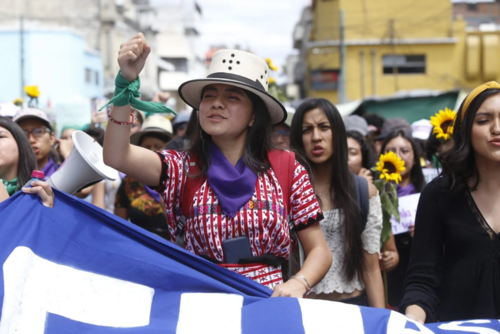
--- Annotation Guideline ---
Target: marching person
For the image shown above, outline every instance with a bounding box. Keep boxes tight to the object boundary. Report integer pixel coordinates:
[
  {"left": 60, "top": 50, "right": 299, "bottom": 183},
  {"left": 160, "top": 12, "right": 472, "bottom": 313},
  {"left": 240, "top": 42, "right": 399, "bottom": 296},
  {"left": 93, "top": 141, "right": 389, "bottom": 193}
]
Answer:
[
  {"left": 0, "top": 117, "right": 37, "bottom": 197},
  {"left": 102, "top": 33, "right": 331, "bottom": 297},
  {"left": 13, "top": 108, "right": 59, "bottom": 180},
  {"left": 380, "top": 129, "right": 426, "bottom": 309},
  {"left": 402, "top": 82, "right": 500, "bottom": 323},
  {"left": 271, "top": 111, "right": 294, "bottom": 150},
  {"left": 290, "top": 98, "right": 385, "bottom": 307},
  {"left": 114, "top": 115, "right": 173, "bottom": 240},
  {"left": 346, "top": 130, "right": 399, "bottom": 273}
]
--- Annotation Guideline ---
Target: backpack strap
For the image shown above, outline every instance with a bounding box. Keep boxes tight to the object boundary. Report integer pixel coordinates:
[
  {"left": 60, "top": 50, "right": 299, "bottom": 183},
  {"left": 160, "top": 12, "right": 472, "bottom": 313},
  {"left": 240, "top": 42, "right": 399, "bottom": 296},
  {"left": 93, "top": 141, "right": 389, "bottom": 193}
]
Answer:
[
  {"left": 177, "top": 153, "right": 205, "bottom": 248},
  {"left": 354, "top": 175, "right": 369, "bottom": 231},
  {"left": 268, "top": 150, "right": 295, "bottom": 216}
]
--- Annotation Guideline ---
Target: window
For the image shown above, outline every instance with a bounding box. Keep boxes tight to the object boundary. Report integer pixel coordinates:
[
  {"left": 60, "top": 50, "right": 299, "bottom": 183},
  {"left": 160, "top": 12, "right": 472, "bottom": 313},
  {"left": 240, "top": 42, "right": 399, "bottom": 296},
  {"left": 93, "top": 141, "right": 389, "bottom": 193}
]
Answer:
[
  {"left": 85, "top": 68, "right": 92, "bottom": 83},
  {"left": 467, "top": 3, "right": 478, "bottom": 11},
  {"left": 382, "top": 55, "right": 426, "bottom": 74},
  {"left": 162, "top": 57, "right": 188, "bottom": 72},
  {"left": 95, "top": 71, "right": 99, "bottom": 85}
]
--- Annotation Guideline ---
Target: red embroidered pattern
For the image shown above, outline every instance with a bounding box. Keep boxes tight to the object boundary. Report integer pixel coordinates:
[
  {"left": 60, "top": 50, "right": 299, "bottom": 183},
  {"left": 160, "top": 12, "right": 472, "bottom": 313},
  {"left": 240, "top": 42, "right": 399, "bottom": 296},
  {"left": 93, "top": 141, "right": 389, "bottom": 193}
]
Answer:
[{"left": 156, "top": 150, "right": 322, "bottom": 287}]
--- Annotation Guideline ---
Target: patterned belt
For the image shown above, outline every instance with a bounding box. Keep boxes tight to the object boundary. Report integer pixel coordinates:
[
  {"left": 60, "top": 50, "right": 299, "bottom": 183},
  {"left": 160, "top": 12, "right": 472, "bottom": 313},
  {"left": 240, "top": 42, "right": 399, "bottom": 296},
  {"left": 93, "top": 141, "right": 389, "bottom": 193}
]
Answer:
[{"left": 219, "top": 263, "right": 283, "bottom": 290}]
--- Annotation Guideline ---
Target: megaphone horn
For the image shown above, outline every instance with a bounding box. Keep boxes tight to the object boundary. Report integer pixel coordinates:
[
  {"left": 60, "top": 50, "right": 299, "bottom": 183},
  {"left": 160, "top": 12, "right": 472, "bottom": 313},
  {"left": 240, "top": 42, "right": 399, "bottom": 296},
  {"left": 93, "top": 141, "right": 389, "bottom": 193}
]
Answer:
[{"left": 47, "top": 131, "right": 117, "bottom": 194}]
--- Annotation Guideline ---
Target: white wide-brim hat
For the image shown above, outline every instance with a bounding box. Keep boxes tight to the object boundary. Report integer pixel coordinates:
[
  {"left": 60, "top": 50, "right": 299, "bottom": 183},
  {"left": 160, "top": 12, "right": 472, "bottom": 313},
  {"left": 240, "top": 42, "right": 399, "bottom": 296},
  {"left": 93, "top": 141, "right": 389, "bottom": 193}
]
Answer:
[
  {"left": 178, "top": 49, "right": 287, "bottom": 125},
  {"left": 130, "top": 115, "right": 174, "bottom": 146}
]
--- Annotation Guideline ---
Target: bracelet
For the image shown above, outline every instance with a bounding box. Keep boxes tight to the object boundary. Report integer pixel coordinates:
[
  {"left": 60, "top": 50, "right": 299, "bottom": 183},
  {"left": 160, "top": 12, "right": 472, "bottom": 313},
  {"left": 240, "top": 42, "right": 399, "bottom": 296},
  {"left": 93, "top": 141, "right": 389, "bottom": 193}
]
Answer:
[
  {"left": 107, "top": 108, "right": 135, "bottom": 126},
  {"left": 292, "top": 273, "right": 311, "bottom": 293}
]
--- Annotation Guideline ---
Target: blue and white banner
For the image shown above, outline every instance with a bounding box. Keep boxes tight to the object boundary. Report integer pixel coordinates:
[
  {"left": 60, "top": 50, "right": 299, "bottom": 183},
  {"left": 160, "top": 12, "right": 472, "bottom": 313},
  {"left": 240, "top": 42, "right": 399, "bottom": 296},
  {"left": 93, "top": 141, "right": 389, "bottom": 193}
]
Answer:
[{"left": 0, "top": 190, "right": 499, "bottom": 333}]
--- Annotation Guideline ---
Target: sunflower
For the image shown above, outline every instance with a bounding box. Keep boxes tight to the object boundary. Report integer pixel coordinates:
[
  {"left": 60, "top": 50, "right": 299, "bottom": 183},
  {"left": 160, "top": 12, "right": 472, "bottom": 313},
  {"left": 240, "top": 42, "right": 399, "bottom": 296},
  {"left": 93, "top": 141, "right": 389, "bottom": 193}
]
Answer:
[
  {"left": 25, "top": 86, "right": 40, "bottom": 98},
  {"left": 268, "top": 77, "right": 276, "bottom": 84},
  {"left": 12, "top": 97, "right": 23, "bottom": 106},
  {"left": 430, "top": 108, "right": 456, "bottom": 141},
  {"left": 265, "top": 58, "right": 279, "bottom": 71},
  {"left": 375, "top": 151, "right": 406, "bottom": 184}
]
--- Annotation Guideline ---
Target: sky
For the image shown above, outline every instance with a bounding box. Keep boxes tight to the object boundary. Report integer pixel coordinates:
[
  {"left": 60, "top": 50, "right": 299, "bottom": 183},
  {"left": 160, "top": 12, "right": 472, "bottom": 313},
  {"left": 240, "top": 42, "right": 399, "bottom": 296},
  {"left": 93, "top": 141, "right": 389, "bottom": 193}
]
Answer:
[
  {"left": 197, "top": 0, "right": 310, "bottom": 69},
  {"left": 152, "top": 0, "right": 311, "bottom": 79}
]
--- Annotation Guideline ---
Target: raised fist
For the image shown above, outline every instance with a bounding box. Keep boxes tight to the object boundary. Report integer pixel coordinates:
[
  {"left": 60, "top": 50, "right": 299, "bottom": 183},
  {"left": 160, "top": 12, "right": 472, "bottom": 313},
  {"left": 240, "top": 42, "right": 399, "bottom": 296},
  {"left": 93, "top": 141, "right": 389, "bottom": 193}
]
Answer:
[{"left": 117, "top": 33, "right": 151, "bottom": 82}]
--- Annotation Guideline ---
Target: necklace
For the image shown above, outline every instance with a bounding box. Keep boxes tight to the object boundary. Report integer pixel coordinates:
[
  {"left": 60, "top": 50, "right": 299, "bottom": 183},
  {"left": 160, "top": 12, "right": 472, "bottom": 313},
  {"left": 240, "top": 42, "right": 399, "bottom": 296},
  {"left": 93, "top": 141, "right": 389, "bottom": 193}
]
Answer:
[{"left": 315, "top": 186, "right": 330, "bottom": 196}]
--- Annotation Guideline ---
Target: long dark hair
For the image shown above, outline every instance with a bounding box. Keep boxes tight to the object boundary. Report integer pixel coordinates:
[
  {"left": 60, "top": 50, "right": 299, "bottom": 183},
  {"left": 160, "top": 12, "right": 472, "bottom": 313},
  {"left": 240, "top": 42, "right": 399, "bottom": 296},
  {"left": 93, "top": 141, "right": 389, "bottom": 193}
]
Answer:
[
  {"left": 380, "top": 130, "right": 426, "bottom": 192},
  {"left": 440, "top": 88, "right": 500, "bottom": 195},
  {"left": 347, "top": 131, "right": 376, "bottom": 171},
  {"left": 0, "top": 116, "right": 37, "bottom": 187},
  {"left": 188, "top": 88, "right": 273, "bottom": 174},
  {"left": 290, "top": 98, "right": 365, "bottom": 281}
]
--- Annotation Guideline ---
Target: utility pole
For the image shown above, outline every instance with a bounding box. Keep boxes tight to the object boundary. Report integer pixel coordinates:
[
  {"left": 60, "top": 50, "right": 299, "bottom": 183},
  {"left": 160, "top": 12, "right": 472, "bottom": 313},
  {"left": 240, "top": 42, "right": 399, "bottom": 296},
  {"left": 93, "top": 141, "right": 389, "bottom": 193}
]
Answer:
[
  {"left": 389, "top": 18, "right": 399, "bottom": 92},
  {"left": 339, "top": 10, "right": 346, "bottom": 104},
  {"left": 20, "top": 15, "right": 25, "bottom": 100}
]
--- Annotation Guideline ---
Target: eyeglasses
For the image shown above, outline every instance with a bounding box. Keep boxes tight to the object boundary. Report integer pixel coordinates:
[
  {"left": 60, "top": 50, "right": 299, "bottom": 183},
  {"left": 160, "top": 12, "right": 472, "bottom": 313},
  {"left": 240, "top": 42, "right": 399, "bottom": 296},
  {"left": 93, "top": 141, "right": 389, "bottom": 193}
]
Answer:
[
  {"left": 22, "top": 127, "right": 52, "bottom": 138},
  {"left": 272, "top": 129, "right": 290, "bottom": 139}
]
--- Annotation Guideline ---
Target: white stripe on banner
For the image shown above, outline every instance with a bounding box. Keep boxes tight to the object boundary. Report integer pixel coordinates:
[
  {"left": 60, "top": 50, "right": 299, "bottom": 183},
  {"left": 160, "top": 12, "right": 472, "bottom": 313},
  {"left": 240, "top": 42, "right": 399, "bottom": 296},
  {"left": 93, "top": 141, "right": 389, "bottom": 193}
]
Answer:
[
  {"left": 386, "top": 309, "right": 434, "bottom": 333},
  {"left": 439, "top": 320, "right": 500, "bottom": 333},
  {"left": 0, "top": 246, "right": 154, "bottom": 334},
  {"left": 176, "top": 293, "right": 244, "bottom": 334},
  {"left": 298, "top": 298, "right": 364, "bottom": 334}
]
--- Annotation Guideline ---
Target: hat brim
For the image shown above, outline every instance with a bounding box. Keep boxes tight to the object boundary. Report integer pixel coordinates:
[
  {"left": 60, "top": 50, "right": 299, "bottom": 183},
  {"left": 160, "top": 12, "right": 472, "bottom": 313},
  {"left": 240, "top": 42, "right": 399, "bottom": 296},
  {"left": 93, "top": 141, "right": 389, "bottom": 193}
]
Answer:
[
  {"left": 130, "top": 130, "right": 173, "bottom": 146},
  {"left": 14, "top": 115, "right": 52, "bottom": 130},
  {"left": 178, "top": 78, "right": 287, "bottom": 125}
]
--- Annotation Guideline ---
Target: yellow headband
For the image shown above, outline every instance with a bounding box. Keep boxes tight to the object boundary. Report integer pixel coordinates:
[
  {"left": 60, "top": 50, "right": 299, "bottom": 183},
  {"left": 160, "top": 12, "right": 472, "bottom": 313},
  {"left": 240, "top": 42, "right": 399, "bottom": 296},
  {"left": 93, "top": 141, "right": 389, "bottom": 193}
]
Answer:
[{"left": 461, "top": 81, "right": 500, "bottom": 122}]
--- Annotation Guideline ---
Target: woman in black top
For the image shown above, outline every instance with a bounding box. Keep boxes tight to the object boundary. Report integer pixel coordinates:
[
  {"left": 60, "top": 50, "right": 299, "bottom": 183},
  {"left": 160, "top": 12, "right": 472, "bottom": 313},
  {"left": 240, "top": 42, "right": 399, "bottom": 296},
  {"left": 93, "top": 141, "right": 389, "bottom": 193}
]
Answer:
[{"left": 401, "top": 82, "right": 500, "bottom": 323}]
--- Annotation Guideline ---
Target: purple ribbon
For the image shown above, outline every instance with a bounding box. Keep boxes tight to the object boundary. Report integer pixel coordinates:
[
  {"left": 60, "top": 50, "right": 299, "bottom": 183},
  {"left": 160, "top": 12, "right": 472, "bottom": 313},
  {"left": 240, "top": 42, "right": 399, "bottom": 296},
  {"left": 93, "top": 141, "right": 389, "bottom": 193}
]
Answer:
[{"left": 144, "top": 184, "right": 161, "bottom": 203}]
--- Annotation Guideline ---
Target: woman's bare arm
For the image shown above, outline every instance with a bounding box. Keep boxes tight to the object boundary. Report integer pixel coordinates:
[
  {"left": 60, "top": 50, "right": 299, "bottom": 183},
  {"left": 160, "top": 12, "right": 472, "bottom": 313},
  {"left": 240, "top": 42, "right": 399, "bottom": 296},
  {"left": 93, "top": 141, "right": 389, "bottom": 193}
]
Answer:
[
  {"left": 271, "top": 224, "right": 332, "bottom": 298},
  {"left": 102, "top": 33, "right": 162, "bottom": 186}
]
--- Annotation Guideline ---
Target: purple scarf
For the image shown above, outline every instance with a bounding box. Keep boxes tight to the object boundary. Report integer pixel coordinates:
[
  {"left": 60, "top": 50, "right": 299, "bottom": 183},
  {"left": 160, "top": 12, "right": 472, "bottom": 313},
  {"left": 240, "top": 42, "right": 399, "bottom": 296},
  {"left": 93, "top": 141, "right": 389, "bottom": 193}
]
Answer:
[
  {"left": 397, "top": 183, "right": 416, "bottom": 197},
  {"left": 41, "top": 158, "right": 58, "bottom": 181},
  {"left": 207, "top": 141, "right": 257, "bottom": 217}
]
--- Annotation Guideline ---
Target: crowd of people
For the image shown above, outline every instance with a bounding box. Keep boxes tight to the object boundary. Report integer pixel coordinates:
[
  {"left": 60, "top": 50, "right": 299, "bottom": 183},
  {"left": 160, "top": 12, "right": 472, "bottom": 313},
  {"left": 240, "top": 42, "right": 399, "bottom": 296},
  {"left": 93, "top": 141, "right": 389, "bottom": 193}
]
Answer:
[{"left": 1, "top": 32, "right": 500, "bottom": 324}]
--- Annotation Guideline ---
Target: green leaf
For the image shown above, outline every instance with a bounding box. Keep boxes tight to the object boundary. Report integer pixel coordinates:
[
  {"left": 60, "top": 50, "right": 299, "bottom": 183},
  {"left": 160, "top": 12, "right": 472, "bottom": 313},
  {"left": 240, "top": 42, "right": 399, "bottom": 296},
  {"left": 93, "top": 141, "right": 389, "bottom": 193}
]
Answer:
[{"left": 380, "top": 218, "right": 392, "bottom": 244}]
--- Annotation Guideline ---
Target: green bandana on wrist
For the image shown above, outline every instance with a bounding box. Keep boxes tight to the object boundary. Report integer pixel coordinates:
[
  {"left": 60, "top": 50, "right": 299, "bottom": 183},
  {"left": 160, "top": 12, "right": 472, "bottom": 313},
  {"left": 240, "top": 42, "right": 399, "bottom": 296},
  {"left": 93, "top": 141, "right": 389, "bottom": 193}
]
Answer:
[{"left": 100, "top": 71, "right": 177, "bottom": 115}]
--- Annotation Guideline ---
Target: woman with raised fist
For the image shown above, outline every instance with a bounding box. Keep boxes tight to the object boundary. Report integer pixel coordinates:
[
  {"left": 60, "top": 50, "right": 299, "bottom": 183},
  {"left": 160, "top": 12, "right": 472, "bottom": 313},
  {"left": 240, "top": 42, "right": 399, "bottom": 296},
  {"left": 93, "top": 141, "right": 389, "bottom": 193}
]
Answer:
[{"left": 102, "top": 33, "right": 332, "bottom": 297}]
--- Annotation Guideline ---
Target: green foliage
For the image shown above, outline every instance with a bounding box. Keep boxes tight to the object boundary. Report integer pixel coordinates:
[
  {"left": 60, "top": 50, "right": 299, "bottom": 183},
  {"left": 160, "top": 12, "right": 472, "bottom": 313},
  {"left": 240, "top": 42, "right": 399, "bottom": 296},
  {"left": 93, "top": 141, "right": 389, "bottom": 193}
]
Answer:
[{"left": 374, "top": 179, "right": 399, "bottom": 245}]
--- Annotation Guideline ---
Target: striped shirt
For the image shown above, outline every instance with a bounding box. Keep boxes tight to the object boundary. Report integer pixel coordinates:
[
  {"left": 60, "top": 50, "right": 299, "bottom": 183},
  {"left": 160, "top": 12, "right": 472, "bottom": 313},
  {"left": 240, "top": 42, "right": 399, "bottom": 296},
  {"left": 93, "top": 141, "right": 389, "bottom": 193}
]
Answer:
[{"left": 156, "top": 150, "right": 322, "bottom": 286}]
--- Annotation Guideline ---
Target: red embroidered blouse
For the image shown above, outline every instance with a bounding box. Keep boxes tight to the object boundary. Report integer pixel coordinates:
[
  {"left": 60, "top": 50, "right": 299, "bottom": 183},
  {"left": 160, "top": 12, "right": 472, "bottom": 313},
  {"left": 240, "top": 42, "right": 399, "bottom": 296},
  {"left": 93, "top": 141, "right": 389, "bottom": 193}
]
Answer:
[{"left": 155, "top": 150, "right": 323, "bottom": 287}]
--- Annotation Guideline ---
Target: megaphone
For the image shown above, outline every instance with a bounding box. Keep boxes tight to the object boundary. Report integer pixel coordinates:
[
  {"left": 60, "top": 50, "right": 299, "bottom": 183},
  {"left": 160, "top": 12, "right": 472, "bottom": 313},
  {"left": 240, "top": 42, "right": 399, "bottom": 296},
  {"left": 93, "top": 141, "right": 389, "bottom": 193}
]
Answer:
[{"left": 47, "top": 131, "right": 116, "bottom": 194}]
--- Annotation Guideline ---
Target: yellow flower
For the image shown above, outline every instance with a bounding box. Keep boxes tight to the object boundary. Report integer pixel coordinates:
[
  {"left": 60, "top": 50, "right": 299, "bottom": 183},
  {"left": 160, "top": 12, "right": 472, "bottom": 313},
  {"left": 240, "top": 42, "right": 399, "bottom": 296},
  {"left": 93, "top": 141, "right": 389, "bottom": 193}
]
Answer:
[
  {"left": 375, "top": 151, "right": 406, "bottom": 184},
  {"left": 25, "top": 86, "right": 40, "bottom": 98},
  {"left": 268, "top": 77, "right": 276, "bottom": 84},
  {"left": 265, "top": 58, "right": 279, "bottom": 71},
  {"left": 12, "top": 97, "right": 23, "bottom": 106},
  {"left": 430, "top": 108, "right": 456, "bottom": 141}
]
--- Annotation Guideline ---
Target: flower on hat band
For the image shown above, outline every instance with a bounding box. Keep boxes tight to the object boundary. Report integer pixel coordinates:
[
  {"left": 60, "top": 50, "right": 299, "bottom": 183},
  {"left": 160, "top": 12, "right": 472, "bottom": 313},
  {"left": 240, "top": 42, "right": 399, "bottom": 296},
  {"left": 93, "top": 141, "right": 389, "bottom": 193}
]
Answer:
[{"left": 430, "top": 108, "right": 456, "bottom": 142}]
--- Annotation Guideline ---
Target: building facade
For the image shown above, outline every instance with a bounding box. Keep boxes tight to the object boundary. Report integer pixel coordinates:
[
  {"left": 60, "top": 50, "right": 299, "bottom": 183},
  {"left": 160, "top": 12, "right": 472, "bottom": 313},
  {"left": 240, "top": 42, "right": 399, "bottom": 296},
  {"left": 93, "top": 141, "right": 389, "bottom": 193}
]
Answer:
[
  {"left": 153, "top": 0, "right": 205, "bottom": 112},
  {"left": 0, "top": 0, "right": 158, "bottom": 98},
  {"left": 0, "top": 28, "right": 103, "bottom": 108},
  {"left": 296, "top": 0, "right": 500, "bottom": 103},
  {"left": 453, "top": 0, "right": 500, "bottom": 27}
]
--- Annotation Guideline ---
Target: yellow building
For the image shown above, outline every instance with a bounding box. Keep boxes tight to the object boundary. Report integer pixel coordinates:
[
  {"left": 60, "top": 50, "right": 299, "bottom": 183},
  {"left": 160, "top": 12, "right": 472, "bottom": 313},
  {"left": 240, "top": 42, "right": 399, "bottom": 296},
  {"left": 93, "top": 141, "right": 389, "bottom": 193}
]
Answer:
[{"left": 305, "top": 0, "right": 500, "bottom": 103}]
